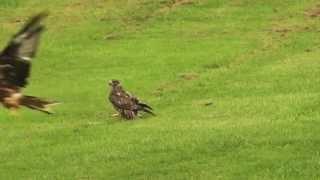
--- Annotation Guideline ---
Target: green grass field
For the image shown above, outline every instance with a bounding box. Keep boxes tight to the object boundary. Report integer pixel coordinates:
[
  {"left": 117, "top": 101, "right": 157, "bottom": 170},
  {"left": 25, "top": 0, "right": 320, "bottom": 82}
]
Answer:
[{"left": 1, "top": 0, "right": 320, "bottom": 179}]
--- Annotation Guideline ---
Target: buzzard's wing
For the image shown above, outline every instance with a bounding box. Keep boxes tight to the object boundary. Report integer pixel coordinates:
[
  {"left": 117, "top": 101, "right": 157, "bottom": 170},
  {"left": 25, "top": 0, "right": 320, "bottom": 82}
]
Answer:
[
  {"left": 110, "top": 91, "right": 136, "bottom": 111},
  {"left": 109, "top": 88, "right": 155, "bottom": 119},
  {"left": 0, "top": 12, "right": 48, "bottom": 87}
]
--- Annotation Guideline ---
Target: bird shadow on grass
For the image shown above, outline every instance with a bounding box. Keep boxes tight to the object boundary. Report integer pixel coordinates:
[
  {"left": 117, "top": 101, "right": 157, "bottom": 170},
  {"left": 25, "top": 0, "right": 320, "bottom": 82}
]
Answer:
[{"left": 104, "top": 112, "right": 156, "bottom": 123}]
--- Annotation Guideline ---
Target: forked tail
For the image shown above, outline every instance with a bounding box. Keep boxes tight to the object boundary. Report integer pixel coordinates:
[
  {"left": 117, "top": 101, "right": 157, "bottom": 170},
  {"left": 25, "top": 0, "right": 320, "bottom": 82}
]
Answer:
[{"left": 21, "top": 95, "right": 59, "bottom": 114}]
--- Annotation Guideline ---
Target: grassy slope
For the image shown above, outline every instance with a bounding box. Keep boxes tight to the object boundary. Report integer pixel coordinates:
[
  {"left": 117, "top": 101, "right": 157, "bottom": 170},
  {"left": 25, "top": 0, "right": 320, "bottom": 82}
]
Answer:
[{"left": 1, "top": 0, "right": 320, "bottom": 179}]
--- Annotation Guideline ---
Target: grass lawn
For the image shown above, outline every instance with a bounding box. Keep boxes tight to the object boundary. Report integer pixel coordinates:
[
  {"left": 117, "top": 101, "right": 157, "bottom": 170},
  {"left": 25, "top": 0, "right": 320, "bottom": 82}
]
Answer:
[{"left": 1, "top": 0, "right": 320, "bottom": 179}]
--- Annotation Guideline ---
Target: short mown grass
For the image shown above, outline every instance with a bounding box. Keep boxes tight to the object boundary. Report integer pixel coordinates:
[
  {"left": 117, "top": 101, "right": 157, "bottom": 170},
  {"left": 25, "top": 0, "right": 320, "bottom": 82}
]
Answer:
[{"left": 1, "top": 0, "right": 320, "bottom": 179}]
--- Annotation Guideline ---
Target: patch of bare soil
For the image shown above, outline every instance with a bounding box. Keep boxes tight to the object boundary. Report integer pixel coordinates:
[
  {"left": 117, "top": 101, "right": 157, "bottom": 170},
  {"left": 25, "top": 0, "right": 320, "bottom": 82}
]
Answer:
[
  {"left": 305, "top": 4, "right": 320, "bottom": 18},
  {"left": 158, "top": 0, "right": 196, "bottom": 13},
  {"left": 2, "top": 16, "right": 26, "bottom": 30},
  {"left": 269, "top": 23, "right": 317, "bottom": 39},
  {"left": 153, "top": 81, "right": 179, "bottom": 96},
  {"left": 102, "top": 0, "right": 198, "bottom": 40},
  {"left": 271, "top": 27, "right": 292, "bottom": 37},
  {"left": 172, "top": 0, "right": 196, "bottom": 7},
  {"left": 104, "top": 32, "right": 121, "bottom": 40},
  {"left": 179, "top": 73, "right": 199, "bottom": 80},
  {"left": 203, "top": 63, "right": 222, "bottom": 70}
]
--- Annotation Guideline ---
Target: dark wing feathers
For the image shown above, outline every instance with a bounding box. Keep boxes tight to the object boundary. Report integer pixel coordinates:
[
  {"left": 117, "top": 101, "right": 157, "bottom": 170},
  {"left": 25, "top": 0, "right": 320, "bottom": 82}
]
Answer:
[
  {"left": 109, "top": 91, "right": 137, "bottom": 119},
  {"left": 139, "top": 107, "right": 155, "bottom": 116},
  {"left": 137, "top": 102, "right": 153, "bottom": 110},
  {"left": 15, "top": 12, "right": 48, "bottom": 36},
  {"left": 0, "top": 12, "right": 47, "bottom": 87},
  {"left": 136, "top": 101, "right": 155, "bottom": 116},
  {"left": 2, "top": 12, "right": 47, "bottom": 59},
  {"left": 13, "top": 26, "right": 44, "bottom": 59},
  {"left": 110, "top": 90, "right": 136, "bottom": 111}
]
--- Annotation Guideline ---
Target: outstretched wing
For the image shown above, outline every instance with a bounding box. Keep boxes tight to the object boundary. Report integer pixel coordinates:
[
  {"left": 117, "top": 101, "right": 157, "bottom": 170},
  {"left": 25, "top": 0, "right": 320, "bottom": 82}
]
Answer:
[{"left": 0, "top": 12, "right": 48, "bottom": 87}]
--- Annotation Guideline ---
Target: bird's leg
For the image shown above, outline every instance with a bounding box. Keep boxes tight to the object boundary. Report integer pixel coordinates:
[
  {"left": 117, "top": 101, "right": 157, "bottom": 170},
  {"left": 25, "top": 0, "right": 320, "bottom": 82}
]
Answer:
[{"left": 111, "top": 113, "right": 119, "bottom": 117}]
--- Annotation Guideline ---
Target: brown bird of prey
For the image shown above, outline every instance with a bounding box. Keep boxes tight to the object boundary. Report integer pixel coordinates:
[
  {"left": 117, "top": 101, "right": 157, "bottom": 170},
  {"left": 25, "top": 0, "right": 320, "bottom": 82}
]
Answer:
[
  {"left": 0, "top": 12, "right": 58, "bottom": 114},
  {"left": 108, "top": 80, "right": 155, "bottom": 119}
]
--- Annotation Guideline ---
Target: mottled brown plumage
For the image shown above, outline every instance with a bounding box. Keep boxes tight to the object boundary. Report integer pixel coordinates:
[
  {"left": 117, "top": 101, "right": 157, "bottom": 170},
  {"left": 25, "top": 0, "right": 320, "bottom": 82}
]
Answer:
[
  {"left": 108, "top": 80, "right": 154, "bottom": 120},
  {"left": 0, "top": 12, "right": 58, "bottom": 114}
]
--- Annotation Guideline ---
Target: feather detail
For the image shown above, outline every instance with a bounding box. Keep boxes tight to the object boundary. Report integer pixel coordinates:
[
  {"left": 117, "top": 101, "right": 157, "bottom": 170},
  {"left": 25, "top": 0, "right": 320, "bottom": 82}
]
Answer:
[{"left": 108, "top": 80, "right": 155, "bottom": 120}]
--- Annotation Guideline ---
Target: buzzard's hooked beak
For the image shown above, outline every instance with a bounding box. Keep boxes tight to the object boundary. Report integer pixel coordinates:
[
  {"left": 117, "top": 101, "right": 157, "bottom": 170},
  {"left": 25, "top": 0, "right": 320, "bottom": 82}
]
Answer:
[{"left": 108, "top": 80, "right": 113, "bottom": 86}]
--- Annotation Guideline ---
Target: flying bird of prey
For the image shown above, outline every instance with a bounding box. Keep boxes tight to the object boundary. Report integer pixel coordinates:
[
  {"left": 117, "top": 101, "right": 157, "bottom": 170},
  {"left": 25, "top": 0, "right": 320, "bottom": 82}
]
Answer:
[
  {"left": 0, "top": 12, "right": 58, "bottom": 114},
  {"left": 108, "top": 80, "right": 155, "bottom": 120}
]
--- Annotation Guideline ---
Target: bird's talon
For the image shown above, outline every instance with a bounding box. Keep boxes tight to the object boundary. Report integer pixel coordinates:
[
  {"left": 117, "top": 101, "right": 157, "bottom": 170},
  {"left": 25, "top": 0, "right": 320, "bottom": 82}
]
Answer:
[{"left": 111, "top": 113, "right": 119, "bottom": 117}]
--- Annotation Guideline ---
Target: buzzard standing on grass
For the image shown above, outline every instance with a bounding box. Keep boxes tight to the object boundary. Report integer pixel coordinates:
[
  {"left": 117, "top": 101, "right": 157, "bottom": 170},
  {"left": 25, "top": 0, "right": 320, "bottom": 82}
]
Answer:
[
  {"left": 108, "top": 80, "right": 155, "bottom": 119},
  {"left": 0, "top": 12, "right": 58, "bottom": 114}
]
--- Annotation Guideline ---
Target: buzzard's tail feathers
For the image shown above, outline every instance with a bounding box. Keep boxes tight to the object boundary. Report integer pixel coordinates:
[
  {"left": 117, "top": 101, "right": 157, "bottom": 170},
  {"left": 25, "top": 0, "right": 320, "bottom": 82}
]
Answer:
[
  {"left": 141, "top": 108, "right": 156, "bottom": 116},
  {"left": 21, "top": 95, "right": 59, "bottom": 114},
  {"left": 138, "top": 102, "right": 153, "bottom": 110},
  {"left": 136, "top": 102, "right": 155, "bottom": 116}
]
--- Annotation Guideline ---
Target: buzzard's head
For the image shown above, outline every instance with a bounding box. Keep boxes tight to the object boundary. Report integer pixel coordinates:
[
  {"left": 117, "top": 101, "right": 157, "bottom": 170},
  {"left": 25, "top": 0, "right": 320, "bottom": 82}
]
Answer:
[{"left": 108, "top": 79, "right": 121, "bottom": 87}]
